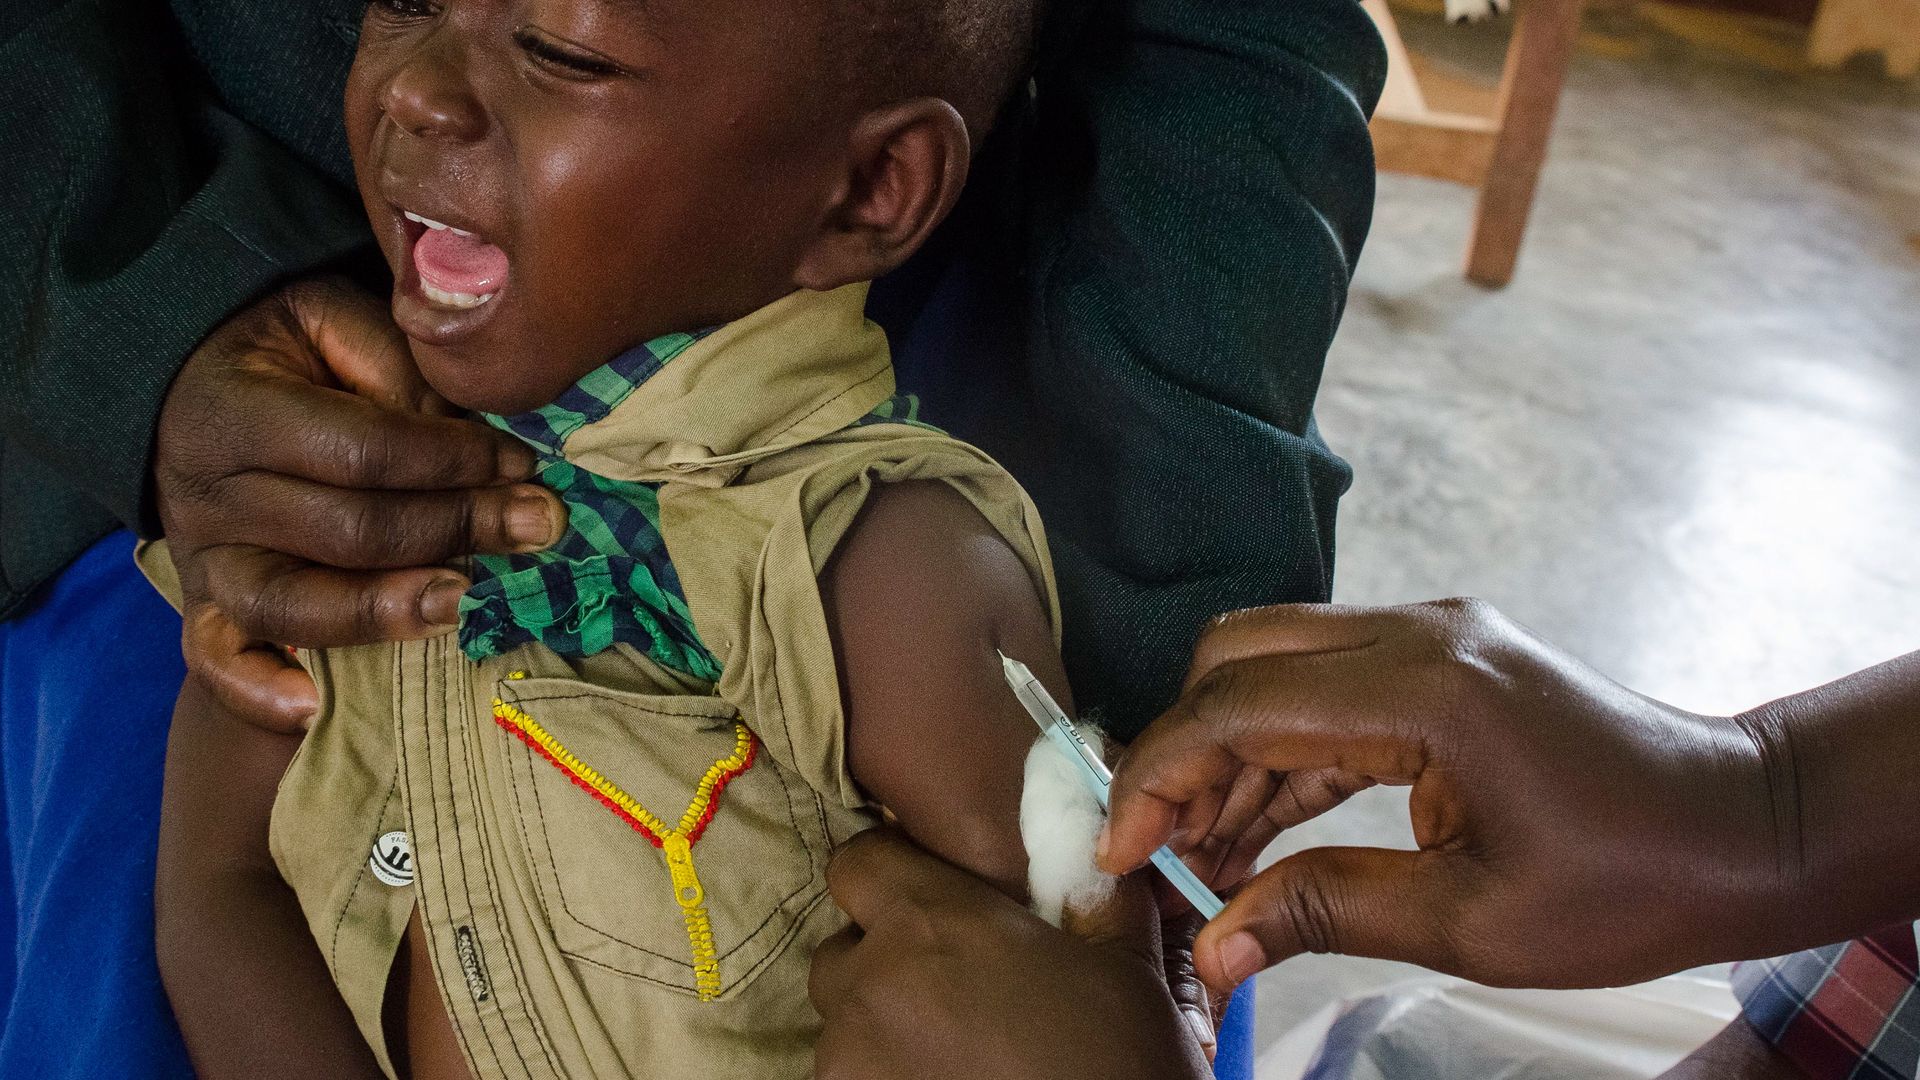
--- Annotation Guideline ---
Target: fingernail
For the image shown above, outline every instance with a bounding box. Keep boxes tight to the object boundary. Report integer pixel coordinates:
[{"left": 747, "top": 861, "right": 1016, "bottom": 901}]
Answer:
[
  {"left": 508, "top": 490, "right": 559, "bottom": 549},
  {"left": 1095, "top": 824, "right": 1111, "bottom": 863},
  {"left": 1216, "top": 931, "right": 1266, "bottom": 986},
  {"left": 420, "top": 576, "right": 469, "bottom": 628},
  {"left": 1181, "top": 1006, "right": 1217, "bottom": 1061},
  {"left": 496, "top": 441, "right": 537, "bottom": 481}
]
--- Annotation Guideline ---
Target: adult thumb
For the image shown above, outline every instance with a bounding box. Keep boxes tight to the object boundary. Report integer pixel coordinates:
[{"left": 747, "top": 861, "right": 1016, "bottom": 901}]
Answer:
[
  {"left": 280, "top": 277, "right": 452, "bottom": 416},
  {"left": 1190, "top": 846, "right": 1450, "bottom": 994}
]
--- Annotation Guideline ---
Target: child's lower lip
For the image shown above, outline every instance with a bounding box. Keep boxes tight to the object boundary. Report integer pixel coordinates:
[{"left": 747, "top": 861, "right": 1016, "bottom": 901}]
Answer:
[
  {"left": 391, "top": 217, "right": 511, "bottom": 345},
  {"left": 393, "top": 273, "right": 508, "bottom": 346}
]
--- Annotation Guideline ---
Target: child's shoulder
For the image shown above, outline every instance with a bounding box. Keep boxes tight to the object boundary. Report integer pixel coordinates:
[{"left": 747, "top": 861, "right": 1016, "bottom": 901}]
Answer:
[
  {"left": 659, "top": 405, "right": 1041, "bottom": 562},
  {"left": 656, "top": 404, "right": 1061, "bottom": 809}
]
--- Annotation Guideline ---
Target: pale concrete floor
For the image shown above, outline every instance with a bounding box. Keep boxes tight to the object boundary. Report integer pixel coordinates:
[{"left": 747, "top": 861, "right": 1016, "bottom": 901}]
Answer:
[{"left": 1252, "top": 3, "right": 1920, "bottom": 1068}]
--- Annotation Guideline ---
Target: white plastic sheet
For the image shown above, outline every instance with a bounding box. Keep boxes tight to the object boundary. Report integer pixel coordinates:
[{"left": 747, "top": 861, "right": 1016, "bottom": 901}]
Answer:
[{"left": 1258, "top": 974, "right": 1738, "bottom": 1080}]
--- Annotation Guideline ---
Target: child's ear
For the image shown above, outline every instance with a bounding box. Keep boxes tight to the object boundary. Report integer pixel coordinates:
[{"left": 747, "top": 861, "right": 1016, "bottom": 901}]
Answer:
[{"left": 793, "top": 99, "right": 971, "bottom": 291}]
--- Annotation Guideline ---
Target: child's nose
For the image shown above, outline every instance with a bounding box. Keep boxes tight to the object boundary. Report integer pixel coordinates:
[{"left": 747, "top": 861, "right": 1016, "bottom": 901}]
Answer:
[{"left": 381, "top": 38, "right": 486, "bottom": 143}]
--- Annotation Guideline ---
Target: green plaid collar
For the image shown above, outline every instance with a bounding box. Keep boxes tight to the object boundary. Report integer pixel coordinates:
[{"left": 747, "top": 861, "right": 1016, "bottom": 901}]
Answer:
[
  {"left": 482, "top": 330, "right": 708, "bottom": 457},
  {"left": 459, "top": 287, "right": 913, "bottom": 674},
  {"left": 462, "top": 329, "right": 718, "bottom": 673}
]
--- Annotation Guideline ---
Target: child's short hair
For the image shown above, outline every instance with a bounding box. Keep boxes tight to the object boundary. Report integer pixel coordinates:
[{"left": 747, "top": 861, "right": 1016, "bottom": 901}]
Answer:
[{"left": 825, "top": 0, "right": 1041, "bottom": 138}]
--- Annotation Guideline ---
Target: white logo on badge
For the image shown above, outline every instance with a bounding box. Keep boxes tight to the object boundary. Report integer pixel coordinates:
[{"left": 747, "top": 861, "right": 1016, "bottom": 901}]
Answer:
[{"left": 370, "top": 831, "right": 415, "bottom": 887}]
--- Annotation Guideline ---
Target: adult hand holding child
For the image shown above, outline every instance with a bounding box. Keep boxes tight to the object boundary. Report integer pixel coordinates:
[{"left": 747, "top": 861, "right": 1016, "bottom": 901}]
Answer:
[
  {"left": 153, "top": 276, "right": 565, "bottom": 729},
  {"left": 810, "top": 829, "right": 1214, "bottom": 1080}
]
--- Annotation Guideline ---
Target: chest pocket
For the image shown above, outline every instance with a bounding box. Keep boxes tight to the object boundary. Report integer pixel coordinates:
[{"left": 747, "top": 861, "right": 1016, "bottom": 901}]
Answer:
[{"left": 490, "top": 677, "right": 829, "bottom": 1000}]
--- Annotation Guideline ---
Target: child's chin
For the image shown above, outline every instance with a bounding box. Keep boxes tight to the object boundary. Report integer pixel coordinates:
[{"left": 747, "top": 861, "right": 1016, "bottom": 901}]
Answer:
[{"left": 406, "top": 341, "right": 570, "bottom": 418}]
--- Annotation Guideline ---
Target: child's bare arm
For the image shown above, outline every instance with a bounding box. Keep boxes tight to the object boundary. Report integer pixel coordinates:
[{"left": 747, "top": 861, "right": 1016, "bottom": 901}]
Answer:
[
  {"left": 822, "top": 481, "right": 1077, "bottom": 899},
  {"left": 156, "top": 677, "right": 385, "bottom": 1079}
]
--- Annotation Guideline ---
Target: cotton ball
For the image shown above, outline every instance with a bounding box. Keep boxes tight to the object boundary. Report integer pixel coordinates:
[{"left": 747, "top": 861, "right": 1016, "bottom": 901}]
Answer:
[
  {"left": 1020, "top": 725, "right": 1118, "bottom": 928},
  {"left": 1444, "top": 0, "right": 1508, "bottom": 23}
]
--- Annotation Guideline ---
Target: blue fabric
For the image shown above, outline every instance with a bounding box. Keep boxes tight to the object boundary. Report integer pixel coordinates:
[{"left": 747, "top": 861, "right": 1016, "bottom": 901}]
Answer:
[
  {"left": 0, "top": 530, "right": 191, "bottom": 1080},
  {"left": 1216, "top": 983, "right": 1256, "bottom": 1080},
  {"left": 1301, "top": 991, "right": 1395, "bottom": 1080}
]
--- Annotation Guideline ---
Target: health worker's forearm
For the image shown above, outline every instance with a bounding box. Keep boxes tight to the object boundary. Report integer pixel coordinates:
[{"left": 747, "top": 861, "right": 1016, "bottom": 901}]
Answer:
[{"left": 1742, "top": 650, "right": 1920, "bottom": 954}]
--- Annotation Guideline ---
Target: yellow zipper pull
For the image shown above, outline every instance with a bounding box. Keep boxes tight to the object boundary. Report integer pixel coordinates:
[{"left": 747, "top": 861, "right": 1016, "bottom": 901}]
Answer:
[
  {"left": 663, "top": 834, "right": 704, "bottom": 909},
  {"left": 663, "top": 834, "right": 722, "bottom": 1000}
]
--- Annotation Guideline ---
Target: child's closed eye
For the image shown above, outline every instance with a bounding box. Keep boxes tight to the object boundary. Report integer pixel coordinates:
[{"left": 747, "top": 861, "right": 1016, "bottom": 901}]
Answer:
[
  {"left": 510, "top": 29, "right": 629, "bottom": 80},
  {"left": 362, "top": 1, "right": 629, "bottom": 83}
]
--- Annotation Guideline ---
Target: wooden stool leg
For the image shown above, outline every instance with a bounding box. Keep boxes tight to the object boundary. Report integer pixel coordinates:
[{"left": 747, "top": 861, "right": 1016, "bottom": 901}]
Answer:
[{"left": 1465, "top": 0, "right": 1587, "bottom": 287}]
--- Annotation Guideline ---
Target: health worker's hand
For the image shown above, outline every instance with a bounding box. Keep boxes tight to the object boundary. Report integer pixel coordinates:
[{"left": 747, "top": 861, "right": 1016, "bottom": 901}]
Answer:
[
  {"left": 155, "top": 277, "right": 566, "bottom": 731},
  {"left": 1102, "top": 599, "right": 1791, "bottom": 996},
  {"left": 809, "top": 828, "right": 1212, "bottom": 1080}
]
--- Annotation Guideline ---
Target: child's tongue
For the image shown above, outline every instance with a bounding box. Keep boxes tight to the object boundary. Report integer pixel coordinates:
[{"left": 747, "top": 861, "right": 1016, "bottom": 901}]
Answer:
[{"left": 414, "top": 228, "right": 509, "bottom": 297}]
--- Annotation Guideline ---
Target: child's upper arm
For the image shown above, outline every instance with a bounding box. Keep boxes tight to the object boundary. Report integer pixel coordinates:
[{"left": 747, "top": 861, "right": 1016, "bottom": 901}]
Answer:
[
  {"left": 820, "top": 480, "right": 1073, "bottom": 898},
  {"left": 158, "top": 678, "right": 386, "bottom": 1079}
]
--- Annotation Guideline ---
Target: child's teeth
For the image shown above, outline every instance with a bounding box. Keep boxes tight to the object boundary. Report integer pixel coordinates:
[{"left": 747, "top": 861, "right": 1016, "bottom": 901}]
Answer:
[
  {"left": 404, "top": 211, "right": 450, "bottom": 231},
  {"left": 420, "top": 282, "right": 495, "bottom": 309}
]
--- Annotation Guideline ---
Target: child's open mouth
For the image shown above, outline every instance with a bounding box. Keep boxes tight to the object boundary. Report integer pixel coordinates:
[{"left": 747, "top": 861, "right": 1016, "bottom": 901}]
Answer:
[{"left": 405, "top": 210, "right": 510, "bottom": 310}]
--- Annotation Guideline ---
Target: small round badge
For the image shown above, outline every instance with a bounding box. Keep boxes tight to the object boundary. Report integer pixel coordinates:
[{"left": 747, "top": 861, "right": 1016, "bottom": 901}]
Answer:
[{"left": 369, "top": 830, "right": 415, "bottom": 887}]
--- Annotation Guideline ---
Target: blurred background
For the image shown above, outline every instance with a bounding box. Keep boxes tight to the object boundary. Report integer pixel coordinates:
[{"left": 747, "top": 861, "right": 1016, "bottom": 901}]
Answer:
[{"left": 1255, "top": 0, "right": 1918, "bottom": 1072}]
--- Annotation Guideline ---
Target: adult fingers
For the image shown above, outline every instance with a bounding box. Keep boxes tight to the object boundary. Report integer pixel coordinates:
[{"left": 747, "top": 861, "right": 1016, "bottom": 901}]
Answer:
[
  {"left": 1266, "top": 768, "right": 1378, "bottom": 834},
  {"left": 1190, "top": 846, "right": 1452, "bottom": 995},
  {"left": 1177, "top": 768, "right": 1277, "bottom": 889},
  {"left": 180, "top": 604, "right": 318, "bottom": 733},
  {"left": 1205, "top": 768, "right": 1379, "bottom": 891},
  {"left": 1102, "top": 655, "right": 1428, "bottom": 874},
  {"left": 1182, "top": 604, "right": 1386, "bottom": 691},
  {"left": 1212, "top": 769, "right": 1285, "bottom": 846},
  {"left": 195, "top": 472, "right": 565, "bottom": 568},
  {"left": 238, "top": 377, "right": 537, "bottom": 491},
  {"left": 200, "top": 545, "right": 473, "bottom": 648},
  {"left": 277, "top": 277, "right": 448, "bottom": 414},
  {"left": 825, "top": 828, "right": 1011, "bottom": 933},
  {"left": 1183, "top": 768, "right": 1282, "bottom": 868},
  {"left": 810, "top": 1020, "right": 871, "bottom": 1080},
  {"left": 807, "top": 926, "right": 862, "bottom": 1018},
  {"left": 1167, "top": 783, "right": 1228, "bottom": 857}
]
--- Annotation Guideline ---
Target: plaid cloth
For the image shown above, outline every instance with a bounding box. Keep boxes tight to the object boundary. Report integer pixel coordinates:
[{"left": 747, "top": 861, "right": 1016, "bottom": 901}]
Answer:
[
  {"left": 461, "top": 331, "right": 720, "bottom": 678},
  {"left": 459, "top": 328, "right": 932, "bottom": 679},
  {"left": 854, "top": 392, "right": 940, "bottom": 433},
  {"left": 486, "top": 330, "right": 705, "bottom": 455},
  {"left": 1735, "top": 923, "right": 1920, "bottom": 1080}
]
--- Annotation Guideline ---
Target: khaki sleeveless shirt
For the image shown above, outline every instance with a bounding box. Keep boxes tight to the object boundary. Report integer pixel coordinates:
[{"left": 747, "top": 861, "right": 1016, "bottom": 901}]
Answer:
[{"left": 143, "top": 284, "right": 1060, "bottom": 1078}]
